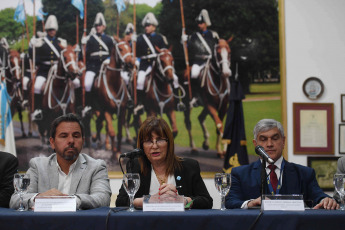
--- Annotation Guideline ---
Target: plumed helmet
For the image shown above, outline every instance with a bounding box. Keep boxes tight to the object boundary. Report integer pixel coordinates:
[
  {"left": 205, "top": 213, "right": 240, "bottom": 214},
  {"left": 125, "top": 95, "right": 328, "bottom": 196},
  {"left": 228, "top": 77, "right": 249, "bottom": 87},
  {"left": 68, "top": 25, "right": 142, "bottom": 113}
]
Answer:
[
  {"left": 195, "top": 9, "right": 211, "bottom": 26},
  {"left": 141, "top": 12, "right": 158, "bottom": 27},
  {"left": 94, "top": 12, "right": 106, "bottom": 27},
  {"left": 125, "top": 23, "right": 134, "bottom": 35},
  {"left": 45, "top": 15, "right": 58, "bottom": 31}
]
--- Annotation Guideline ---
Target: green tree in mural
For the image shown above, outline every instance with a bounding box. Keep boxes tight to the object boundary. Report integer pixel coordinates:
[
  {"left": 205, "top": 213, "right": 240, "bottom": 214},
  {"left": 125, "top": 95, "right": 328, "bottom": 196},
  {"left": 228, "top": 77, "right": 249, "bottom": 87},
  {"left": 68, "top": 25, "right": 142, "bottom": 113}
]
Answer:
[
  {"left": 42, "top": 0, "right": 104, "bottom": 44},
  {"left": 159, "top": 0, "right": 279, "bottom": 93}
]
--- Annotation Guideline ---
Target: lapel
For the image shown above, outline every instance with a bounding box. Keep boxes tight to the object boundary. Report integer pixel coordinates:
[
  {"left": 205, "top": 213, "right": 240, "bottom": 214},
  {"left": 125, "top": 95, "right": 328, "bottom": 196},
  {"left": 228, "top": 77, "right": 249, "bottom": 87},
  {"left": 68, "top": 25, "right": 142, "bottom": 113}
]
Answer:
[
  {"left": 253, "top": 160, "right": 263, "bottom": 187},
  {"left": 280, "top": 160, "right": 298, "bottom": 194},
  {"left": 69, "top": 154, "right": 87, "bottom": 194},
  {"left": 174, "top": 165, "right": 183, "bottom": 193},
  {"left": 48, "top": 154, "right": 59, "bottom": 189},
  {"left": 141, "top": 164, "right": 152, "bottom": 195}
]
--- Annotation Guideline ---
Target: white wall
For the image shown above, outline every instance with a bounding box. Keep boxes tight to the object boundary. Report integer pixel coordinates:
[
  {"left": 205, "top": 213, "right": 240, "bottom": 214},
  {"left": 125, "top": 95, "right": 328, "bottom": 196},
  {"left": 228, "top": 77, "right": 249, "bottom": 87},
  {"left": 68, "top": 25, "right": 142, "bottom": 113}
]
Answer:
[{"left": 285, "top": 0, "right": 345, "bottom": 165}]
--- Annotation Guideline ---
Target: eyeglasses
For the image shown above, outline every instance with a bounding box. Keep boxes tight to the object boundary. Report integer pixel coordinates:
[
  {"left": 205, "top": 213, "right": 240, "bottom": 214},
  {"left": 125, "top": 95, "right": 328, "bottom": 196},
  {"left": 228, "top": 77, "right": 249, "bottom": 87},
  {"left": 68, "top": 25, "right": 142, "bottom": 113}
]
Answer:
[{"left": 143, "top": 138, "right": 168, "bottom": 147}]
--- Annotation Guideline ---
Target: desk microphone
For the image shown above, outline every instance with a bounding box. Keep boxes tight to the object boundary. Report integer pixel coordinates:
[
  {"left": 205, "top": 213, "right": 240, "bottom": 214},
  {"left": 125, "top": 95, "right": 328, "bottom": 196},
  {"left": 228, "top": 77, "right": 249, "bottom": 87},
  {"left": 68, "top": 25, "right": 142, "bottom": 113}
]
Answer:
[
  {"left": 119, "top": 148, "right": 144, "bottom": 158},
  {"left": 255, "top": 145, "right": 274, "bottom": 164}
]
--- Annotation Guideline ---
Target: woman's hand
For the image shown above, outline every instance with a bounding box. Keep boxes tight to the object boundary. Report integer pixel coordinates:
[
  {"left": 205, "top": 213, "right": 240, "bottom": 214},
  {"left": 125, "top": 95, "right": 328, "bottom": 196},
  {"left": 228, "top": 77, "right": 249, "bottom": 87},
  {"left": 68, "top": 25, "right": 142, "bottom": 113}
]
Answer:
[{"left": 158, "top": 183, "right": 178, "bottom": 196}]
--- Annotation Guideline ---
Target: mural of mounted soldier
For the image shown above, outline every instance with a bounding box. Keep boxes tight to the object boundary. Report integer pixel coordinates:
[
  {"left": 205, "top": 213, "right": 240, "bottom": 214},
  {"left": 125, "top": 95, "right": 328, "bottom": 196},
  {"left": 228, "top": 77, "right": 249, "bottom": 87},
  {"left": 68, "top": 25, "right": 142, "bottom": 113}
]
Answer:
[
  {"left": 81, "top": 12, "right": 114, "bottom": 148},
  {"left": 182, "top": 9, "right": 232, "bottom": 158},
  {"left": 29, "top": 15, "right": 80, "bottom": 145},
  {"left": 133, "top": 12, "right": 185, "bottom": 117}
]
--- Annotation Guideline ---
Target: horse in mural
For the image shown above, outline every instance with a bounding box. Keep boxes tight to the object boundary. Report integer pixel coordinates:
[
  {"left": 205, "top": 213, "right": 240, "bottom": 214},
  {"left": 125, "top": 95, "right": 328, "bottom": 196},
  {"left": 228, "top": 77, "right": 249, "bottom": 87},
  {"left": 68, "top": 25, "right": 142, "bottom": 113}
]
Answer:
[
  {"left": 35, "top": 44, "right": 80, "bottom": 144},
  {"left": 132, "top": 46, "right": 185, "bottom": 139},
  {"left": 183, "top": 38, "right": 232, "bottom": 158},
  {"left": 91, "top": 37, "right": 134, "bottom": 158}
]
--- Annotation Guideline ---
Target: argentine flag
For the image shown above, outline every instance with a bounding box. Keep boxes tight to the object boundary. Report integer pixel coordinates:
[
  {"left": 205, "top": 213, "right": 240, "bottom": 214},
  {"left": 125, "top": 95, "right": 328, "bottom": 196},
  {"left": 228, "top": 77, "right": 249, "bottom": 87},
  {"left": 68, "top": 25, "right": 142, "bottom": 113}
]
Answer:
[
  {"left": 0, "top": 82, "right": 17, "bottom": 157},
  {"left": 71, "top": 0, "right": 84, "bottom": 19}
]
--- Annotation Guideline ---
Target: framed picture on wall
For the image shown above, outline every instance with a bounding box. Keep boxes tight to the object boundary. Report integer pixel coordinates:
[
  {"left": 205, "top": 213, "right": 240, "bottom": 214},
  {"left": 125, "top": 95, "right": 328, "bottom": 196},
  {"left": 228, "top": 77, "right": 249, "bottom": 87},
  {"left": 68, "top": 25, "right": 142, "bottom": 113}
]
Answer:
[
  {"left": 341, "top": 94, "right": 345, "bottom": 122},
  {"left": 339, "top": 124, "right": 345, "bottom": 154},
  {"left": 293, "top": 103, "right": 334, "bottom": 155},
  {"left": 307, "top": 156, "right": 339, "bottom": 191}
]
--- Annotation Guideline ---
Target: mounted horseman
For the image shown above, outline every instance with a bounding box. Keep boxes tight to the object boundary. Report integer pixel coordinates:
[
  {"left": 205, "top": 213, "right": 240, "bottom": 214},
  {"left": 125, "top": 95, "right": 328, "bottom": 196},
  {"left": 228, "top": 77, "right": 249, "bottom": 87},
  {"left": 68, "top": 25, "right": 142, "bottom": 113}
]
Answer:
[
  {"left": 182, "top": 9, "right": 230, "bottom": 107},
  {"left": 82, "top": 12, "right": 114, "bottom": 116},
  {"left": 29, "top": 15, "right": 72, "bottom": 121},
  {"left": 182, "top": 9, "right": 232, "bottom": 157},
  {"left": 0, "top": 38, "right": 9, "bottom": 80},
  {"left": 134, "top": 12, "right": 185, "bottom": 115}
]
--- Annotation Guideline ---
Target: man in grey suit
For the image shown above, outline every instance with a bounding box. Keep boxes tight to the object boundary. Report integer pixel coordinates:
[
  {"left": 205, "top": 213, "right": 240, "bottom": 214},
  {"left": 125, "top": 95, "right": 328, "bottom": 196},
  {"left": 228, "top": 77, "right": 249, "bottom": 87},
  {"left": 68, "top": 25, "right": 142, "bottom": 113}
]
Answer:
[{"left": 10, "top": 113, "right": 112, "bottom": 210}]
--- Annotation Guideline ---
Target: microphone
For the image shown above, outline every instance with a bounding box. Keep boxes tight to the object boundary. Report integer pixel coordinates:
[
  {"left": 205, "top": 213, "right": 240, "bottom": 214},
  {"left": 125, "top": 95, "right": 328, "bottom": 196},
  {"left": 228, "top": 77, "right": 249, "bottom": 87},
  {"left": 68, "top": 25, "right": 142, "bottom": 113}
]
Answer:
[
  {"left": 255, "top": 145, "right": 274, "bottom": 164},
  {"left": 119, "top": 148, "right": 144, "bottom": 158}
]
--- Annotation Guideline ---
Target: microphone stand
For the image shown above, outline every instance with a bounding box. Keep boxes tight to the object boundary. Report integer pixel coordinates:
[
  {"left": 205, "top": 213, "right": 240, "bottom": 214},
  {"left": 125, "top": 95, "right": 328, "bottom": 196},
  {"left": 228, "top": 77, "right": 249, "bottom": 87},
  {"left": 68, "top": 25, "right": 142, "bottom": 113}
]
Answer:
[
  {"left": 118, "top": 156, "right": 135, "bottom": 174},
  {"left": 249, "top": 159, "right": 267, "bottom": 230},
  {"left": 127, "top": 156, "right": 135, "bottom": 174},
  {"left": 260, "top": 159, "right": 266, "bottom": 203}
]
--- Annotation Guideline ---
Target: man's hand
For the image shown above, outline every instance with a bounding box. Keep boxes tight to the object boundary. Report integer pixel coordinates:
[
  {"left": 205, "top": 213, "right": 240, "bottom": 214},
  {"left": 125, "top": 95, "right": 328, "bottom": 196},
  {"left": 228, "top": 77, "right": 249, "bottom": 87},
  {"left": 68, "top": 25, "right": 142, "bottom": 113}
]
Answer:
[
  {"left": 131, "top": 33, "right": 137, "bottom": 42},
  {"left": 181, "top": 34, "right": 188, "bottom": 42},
  {"left": 35, "top": 188, "right": 67, "bottom": 199},
  {"left": 248, "top": 197, "right": 261, "bottom": 208},
  {"left": 313, "top": 197, "right": 339, "bottom": 210},
  {"left": 81, "top": 36, "right": 88, "bottom": 45}
]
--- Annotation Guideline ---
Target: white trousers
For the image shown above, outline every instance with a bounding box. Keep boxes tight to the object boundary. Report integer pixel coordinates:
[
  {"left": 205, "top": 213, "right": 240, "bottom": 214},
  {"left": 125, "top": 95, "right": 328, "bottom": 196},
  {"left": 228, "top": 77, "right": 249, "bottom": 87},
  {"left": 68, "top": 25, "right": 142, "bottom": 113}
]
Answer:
[
  {"left": 23, "top": 76, "right": 30, "bottom": 90},
  {"left": 34, "top": 76, "right": 46, "bottom": 94},
  {"left": 137, "top": 67, "right": 179, "bottom": 90},
  {"left": 34, "top": 75, "right": 81, "bottom": 94},
  {"left": 191, "top": 64, "right": 204, "bottom": 79},
  {"left": 84, "top": 71, "right": 96, "bottom": 92}
]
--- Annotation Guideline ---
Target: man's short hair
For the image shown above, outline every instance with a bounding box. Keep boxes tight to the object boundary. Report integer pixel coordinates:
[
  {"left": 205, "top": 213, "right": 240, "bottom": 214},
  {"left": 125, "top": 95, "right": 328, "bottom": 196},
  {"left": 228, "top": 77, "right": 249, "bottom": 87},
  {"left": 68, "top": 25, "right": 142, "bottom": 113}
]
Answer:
[
  {"left": 253, "top": 119, "right": 284, "bottom": 140},
  {"left": 50, "top": 113, "right": 85, "bottom": 138}
]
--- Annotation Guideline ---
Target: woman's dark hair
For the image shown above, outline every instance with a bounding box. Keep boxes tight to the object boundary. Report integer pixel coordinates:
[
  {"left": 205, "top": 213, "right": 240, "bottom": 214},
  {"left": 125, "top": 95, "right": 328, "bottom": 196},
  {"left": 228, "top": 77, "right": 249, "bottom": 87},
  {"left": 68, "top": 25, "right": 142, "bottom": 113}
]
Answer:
[
  {"left": 137, "top": 116, "right": 181, "bottom": 176},
  {"left": 50, "top": 113, "right": 85, "bottom": 139}
]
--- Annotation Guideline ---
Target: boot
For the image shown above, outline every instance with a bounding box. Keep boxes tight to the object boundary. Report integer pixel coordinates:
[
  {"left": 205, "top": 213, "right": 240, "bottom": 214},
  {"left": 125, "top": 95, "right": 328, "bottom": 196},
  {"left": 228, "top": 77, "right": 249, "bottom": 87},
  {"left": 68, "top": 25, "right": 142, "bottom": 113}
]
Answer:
[
  {"left": 190, "top": 79, "right": 200, "bottom": 108},
  {"left": 74, "top": 87, "right": 83, "bottom": 115},
  {"left": 134, "top": 90, "right": 144, "bottom": 115},
  {"left": 31, "top": 94, "right": 43, "bottom": 121},
  {"left": 82, "top": 92, "right": 93, "bottom": 118}
]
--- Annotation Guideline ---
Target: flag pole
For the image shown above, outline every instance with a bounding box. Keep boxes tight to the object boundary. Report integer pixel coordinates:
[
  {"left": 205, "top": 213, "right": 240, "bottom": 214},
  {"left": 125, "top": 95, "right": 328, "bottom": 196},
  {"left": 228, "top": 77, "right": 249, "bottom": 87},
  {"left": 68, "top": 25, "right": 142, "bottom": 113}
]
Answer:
[
  {"left": 116, "top": 12, "right": 120, "bottom": 37},
  {"left": 179, "top": 0, "right": 192, "bottom": 99},
  {"left": 132, "top": 0, "right": 137, "bottom": 105},
  {"left": 82, "top": 0, "right": 87, "bottom": 107},
  {"left": 76, "top": 15, "right": 79, "bottom": 45},
  {"left": 30, "top": 0, "right": 37, "bottom": 113}
]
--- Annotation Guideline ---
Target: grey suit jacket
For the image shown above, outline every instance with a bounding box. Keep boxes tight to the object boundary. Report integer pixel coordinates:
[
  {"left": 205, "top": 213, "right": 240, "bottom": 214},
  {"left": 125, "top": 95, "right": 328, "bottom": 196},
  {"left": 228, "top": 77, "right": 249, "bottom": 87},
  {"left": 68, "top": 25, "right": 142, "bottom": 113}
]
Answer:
[
  {"left": 10, "top": 153, "right": 111, "bottom": 210},
  {"left": 334, "top": 156, "right": 345, "bottom": 202},
  {"left": 337, "top": 156, "right": 345, "bottom": 174}
]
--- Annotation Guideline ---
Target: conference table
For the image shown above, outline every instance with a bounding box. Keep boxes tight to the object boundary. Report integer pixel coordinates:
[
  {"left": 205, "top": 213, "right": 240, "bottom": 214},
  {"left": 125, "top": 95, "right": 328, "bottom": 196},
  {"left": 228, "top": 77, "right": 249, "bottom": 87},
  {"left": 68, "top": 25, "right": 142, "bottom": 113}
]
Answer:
[{"left": 1, "top": 207, "right": 344, "bottom": 230}]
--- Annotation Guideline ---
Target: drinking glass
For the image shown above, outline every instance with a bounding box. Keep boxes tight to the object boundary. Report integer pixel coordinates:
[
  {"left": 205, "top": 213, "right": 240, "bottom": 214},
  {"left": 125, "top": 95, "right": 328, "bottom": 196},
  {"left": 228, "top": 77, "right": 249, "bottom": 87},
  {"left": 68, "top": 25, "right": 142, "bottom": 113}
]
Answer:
[
  {"left": 214, "top": 173, "right": 231, "bottom": 211},
  {"left": 13, "top": 173, "right": 30, "bottom": 211},
  {"left": 123, "top": 173, "right": 140, "bottom": 212},
  {"left": 334, "top": 174, "right": 345, "bottom": 210}
]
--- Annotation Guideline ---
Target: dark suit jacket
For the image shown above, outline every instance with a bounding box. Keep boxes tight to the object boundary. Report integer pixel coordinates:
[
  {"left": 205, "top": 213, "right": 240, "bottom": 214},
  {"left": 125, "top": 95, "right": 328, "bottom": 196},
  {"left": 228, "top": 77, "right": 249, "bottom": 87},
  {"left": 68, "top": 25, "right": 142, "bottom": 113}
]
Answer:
[
  {"left": 116, "top": 158, "right": 213, "bottom": 209},
  {"left": 225, "top": 159, "right": 329, "bottom": 209},
  {"left": 0, "top": 151, "right": 18, "bottom": 208}
]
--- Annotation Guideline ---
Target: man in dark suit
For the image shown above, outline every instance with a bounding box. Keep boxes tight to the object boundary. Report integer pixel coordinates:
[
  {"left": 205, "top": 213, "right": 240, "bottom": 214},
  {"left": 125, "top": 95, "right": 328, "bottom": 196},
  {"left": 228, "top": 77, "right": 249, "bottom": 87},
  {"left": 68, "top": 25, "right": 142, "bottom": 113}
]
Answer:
[
  {"left": 0, "top": 151, "right": 18, "bottom": 208},
  {"left": 225, "top": 118, "right": 338, "bottom": 209}
]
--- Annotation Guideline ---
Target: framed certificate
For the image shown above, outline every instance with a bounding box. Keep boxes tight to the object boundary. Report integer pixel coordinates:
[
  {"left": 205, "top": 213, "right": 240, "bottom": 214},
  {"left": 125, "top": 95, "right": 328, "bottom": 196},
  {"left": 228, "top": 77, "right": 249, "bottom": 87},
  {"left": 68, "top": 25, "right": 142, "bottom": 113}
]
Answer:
[{"left": 293, "top": 103, "right": 334, "bottom": 155}]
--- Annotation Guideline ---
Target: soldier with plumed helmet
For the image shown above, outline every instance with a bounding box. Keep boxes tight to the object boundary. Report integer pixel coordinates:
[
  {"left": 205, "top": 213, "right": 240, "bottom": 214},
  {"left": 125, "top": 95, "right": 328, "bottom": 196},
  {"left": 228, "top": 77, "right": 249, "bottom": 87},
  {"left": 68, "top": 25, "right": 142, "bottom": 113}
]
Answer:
[
  {"left": 134, "top": 12, "right": 184, "bottom": 114},
  {"left": 82, "top": 12, "right": 114, "bottom": 114},
  {"left": 121, "top": 23, "right": 135, "bottom": 86},
  {"left": 182, "top": 9, "right": 220, "bottom": 107},
  {"left": 30, "top": 15, "right": 68, "bottom": 120}
]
